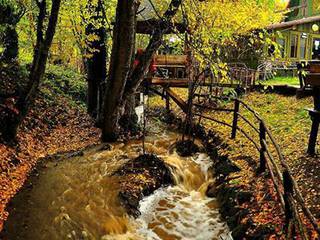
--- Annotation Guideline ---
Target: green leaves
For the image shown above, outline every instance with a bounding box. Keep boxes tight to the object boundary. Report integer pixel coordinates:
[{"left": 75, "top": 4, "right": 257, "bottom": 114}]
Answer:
[{"left": 16, "top": 0, "right": 117, "bottom": 64}]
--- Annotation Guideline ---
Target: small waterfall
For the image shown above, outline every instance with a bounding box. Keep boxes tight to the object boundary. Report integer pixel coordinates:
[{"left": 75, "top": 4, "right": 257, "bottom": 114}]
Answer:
[{"left": 131, "top": 152, "right": 231, "bottom": 240}]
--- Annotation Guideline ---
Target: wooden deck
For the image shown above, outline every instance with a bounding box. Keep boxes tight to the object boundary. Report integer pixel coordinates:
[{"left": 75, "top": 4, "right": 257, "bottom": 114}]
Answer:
[{"left": 148, "top": 77, "right": 246, "bottom": 88}]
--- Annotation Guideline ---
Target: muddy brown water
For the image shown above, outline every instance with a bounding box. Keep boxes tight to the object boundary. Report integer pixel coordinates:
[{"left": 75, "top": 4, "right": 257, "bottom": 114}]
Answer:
[{"left": 2, "top": 121, "right": 231, "bottom": 240}]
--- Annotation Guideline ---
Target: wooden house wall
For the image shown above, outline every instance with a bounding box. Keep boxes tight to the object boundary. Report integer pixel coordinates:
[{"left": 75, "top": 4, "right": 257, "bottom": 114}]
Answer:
[{"left": 274, "top": 0, "right": 320, "bottom": 62}]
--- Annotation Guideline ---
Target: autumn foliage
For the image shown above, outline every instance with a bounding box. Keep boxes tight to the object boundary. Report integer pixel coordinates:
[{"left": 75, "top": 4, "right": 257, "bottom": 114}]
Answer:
[{"left": 0, "top": 66, "right": 100, "bottom": 231}]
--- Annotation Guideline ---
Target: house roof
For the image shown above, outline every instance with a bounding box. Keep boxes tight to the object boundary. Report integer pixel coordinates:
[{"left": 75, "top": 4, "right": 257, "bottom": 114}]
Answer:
[
  {"left": 136, "top": 19, "right": 187, "bottom": 34},
  {"left": 268, "top": 15, "right": 320, "bottom": 30},
  {"left": 136, "top": 1, "right": 186, "bottom": 34},
  {"left": 138, "top": 0, "right": 158, "bottom": 20}
]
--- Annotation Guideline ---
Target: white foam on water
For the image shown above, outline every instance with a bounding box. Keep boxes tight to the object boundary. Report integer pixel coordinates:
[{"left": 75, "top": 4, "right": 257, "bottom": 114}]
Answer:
[
  {"left": 135, "top": 185, "right": 231, "bottom": 240},
  {"left": 132, "top": 153, "right": 233, "bottom": 240},
  {"left": 192, "top": 153, "right": 213, "bottom": 179}
]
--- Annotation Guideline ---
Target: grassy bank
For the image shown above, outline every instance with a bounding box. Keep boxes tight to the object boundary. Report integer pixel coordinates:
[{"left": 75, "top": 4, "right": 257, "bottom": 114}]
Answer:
[{"left": 258, "top": 76, "right": 300, "bottom": 86}]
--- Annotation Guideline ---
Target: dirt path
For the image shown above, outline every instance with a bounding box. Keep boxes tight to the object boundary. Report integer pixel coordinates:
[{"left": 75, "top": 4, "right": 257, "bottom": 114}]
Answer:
[{"left": 0, "top": 95, "right": 100, "bottom": 231}]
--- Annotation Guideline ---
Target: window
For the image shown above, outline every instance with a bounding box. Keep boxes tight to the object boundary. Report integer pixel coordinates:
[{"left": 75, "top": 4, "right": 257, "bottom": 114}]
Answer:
[
  {"left": 300, "top": 34, "right": 307, "bottom": 59},
  {"left": 290, "top": 34, "right": 298, "bottom": 58},
  {"left": 276, "top": 38, "right": 286, "bottom": 58},
  {"left": 312, "top": 38, "right": 320, "bottom": 60},
  {"left": 301, "top": 0, "right": 308, "bottom": 17}
]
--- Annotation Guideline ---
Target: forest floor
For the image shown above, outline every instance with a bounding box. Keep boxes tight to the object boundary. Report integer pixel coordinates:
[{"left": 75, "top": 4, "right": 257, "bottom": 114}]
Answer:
[
  {"left": 149, "top": 89, "right": 320, "bottom": 238},
  {"left": 0, "top": 64, "right": 100, "bottom": 231}
]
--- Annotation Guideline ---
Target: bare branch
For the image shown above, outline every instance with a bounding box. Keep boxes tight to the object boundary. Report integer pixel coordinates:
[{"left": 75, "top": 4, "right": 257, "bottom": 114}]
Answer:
[
  {"left": 35, "top": 0, "right": 46, "bottom": 43},
  {"left": 44, "top": 0, "right": 61, "bottom": 47}
]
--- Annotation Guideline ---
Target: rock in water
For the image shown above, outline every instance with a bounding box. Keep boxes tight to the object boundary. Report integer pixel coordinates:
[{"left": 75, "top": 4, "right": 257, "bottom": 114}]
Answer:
[
  {"left": 206, "top": 182, "right": 217, "bottom": 198},
  {"left": 113, "top": 154, "right": 174, "bottom": 217},
  {"left": 175, "top": 140, "right": 200, "bottom": 157}
]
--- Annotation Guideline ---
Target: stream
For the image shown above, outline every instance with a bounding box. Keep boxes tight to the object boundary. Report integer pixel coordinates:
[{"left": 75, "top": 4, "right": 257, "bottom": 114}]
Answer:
[{"left": 2, "top": 120, "right": 231, "bottom": 240}]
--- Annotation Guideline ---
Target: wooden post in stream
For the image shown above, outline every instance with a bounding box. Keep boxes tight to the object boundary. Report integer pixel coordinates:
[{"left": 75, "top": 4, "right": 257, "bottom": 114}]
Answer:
[
  {"left": 182, "top": 37, "right": 194, "bottom": 142},
  {"left": 166, "top": 90, "right": 170, "bottom": 113}
]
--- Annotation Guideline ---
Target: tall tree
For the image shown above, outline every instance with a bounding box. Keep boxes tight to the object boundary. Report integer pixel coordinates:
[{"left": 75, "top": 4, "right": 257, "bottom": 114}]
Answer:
[
  {"left": 85, "top": 0, "right": 107, "bottom": 118},
  {"left": 1, "top": 0, "right": 61, "bottom": 141},
  {"left": 101, "top": 0, "right": 182, "bottom": 142},
  {"left": 101, "top": 0, "right": 139, "bottom": 141},
  {"left": 182, "top": 0, "right": 283, "bottom": 75}
]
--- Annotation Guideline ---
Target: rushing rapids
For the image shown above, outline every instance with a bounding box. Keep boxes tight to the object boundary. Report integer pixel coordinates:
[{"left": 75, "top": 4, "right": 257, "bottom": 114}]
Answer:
[{"left": 2, "top": 121, "right": 231, "bottom": 240}]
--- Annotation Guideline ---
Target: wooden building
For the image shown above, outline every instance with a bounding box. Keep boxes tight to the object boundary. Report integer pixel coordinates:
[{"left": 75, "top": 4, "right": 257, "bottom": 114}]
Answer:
[{"left": 269, "top": 0, "right": 320, "bottom": 61}]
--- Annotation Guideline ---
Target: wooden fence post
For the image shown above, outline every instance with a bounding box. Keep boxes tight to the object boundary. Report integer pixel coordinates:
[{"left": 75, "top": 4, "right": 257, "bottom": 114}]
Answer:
[
  {"left": 231, "top": 99, "right": 240, "bottom": 139},
  {"left": 258, "top": 121, "right": 266, "bottom": 173},
  {"left": 283, "top": 170, "right": 295, "bottom": 236},
  {"left": 307, "top": 87, "right": 320, "bottom": 155},
  {"left": 166, "top": 91, "right": 170, "bottom": 112}
]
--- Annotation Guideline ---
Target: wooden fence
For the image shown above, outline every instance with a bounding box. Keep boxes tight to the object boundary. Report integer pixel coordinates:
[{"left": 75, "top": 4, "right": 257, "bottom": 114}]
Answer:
[
  {"left": 228, "top": 67, "right": 259, "bottom": 88},
  {"left": 195, "top": 96, "right": 320, "bottom": 239}
]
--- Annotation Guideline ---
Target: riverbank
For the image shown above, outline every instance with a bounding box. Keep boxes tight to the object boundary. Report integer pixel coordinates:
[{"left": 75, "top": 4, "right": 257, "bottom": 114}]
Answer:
[
  {"left": 149, "top": 90, "right": 320, "bottom": 239},
  {"left": 0, "top": 65, "right": 100, "bottom": 231},
  {"left": 152, "top": 108, "right": 285, "bottom": 238},
  {"left": 1, "top": 117, "right": 230, "bottom": 239}
]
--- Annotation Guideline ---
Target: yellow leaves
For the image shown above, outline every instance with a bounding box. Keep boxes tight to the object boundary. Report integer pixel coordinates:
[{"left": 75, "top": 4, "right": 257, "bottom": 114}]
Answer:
[
  {"left": 181, "top": 0, "right": 284, "bottom": 77},
  {"left": 86, "top": 33, "right": 100, "bottom": 42},
  {"left": 186, "top": 0, "right": 282, "bottom": 36},
  {"left": 275, "top": 0, "right": 290, "bottom": 10},
  {"left": 17, "top": 0, "right": 117, "bottom": 66}
]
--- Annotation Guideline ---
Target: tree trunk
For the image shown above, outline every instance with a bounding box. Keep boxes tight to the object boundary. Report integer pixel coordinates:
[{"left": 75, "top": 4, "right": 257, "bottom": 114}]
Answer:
[
  {"left": 2, "top": 0, "right": 61, "bottom": 141},
  {"left": 101, "top": 0, "right": 139, "bottom": 142},
  {"left": 119, "top": 0, "right": 183, "bottom": 125},
  {"left": 2, "top": 25, "right": 19, "bottom": 61},
  {"left": 86, "top": 0, "right": 107, "bottom": 118},
  {"left": 101, "top": 0, "right": 182, "bottom": 142}
]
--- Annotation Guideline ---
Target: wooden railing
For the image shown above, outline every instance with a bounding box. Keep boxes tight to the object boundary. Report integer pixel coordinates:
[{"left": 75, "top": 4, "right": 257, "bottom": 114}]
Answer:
[
  {"left": 228, "top": 67, "right": 258, "bottom": 88},
  {"left": 195, "top": 96, "right": 320, "bottom": 239}
]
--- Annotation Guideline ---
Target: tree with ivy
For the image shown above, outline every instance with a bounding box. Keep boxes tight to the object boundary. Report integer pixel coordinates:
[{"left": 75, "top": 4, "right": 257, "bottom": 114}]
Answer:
[{"left": 0, "top": 0, "right": 25, "bottom": 61}]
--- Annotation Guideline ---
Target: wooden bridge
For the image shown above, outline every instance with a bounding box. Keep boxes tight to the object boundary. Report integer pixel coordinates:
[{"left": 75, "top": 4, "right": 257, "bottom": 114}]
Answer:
[
  {"left": 148, "top": 77, "right": 247, "bottom": 88},
  {"left": 147, "top": 76, "right": 252, "bottom": 115},
  {"left": 149, "top": 85, "right": 188, "bottom": 113},
  {"left": 147, "top": 75, "right": 249, "bottom": 115}
]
